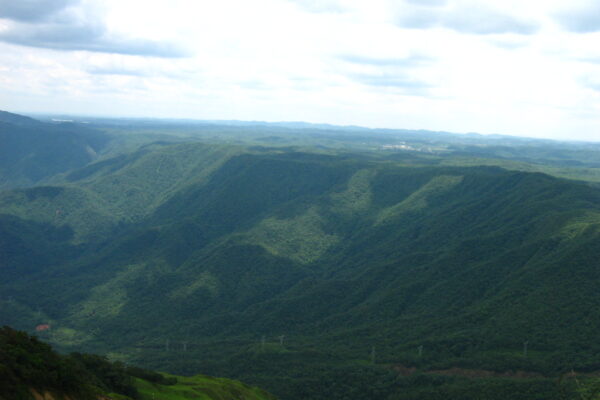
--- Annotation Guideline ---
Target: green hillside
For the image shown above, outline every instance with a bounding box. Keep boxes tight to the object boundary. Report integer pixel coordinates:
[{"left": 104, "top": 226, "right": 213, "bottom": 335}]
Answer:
[
  {"left": 134, "top": 374, "right": 275, "bottom": 400},
  {"left": 0, "top": 112, "right": 112, "bottom": 190},
  {"left": 0, "top": 326, "right": 275, "bottom": 400},
  {"left": 3, "top": 115, "right": 600, "bottom": 399}
]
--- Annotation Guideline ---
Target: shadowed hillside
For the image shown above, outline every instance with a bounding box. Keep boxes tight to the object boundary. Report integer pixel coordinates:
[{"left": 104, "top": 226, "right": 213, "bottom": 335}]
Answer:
[
  {"left": 2, "top": 120, "right": 600, "bottom": 399},
  {"left": 0, "top": 111, "right": 111, "bottom": 189}
]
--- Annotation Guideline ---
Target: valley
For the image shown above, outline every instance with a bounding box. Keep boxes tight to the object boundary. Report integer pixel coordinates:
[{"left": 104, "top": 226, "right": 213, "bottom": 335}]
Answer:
[{"left": 2, "top": 111, "right": 600, "bottom": 399}]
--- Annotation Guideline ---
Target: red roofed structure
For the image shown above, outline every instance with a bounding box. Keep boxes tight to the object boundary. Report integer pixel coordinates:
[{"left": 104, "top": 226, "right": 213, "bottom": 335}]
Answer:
[{"left": 35, "top": 324, "right": 51, "bottom": 332}]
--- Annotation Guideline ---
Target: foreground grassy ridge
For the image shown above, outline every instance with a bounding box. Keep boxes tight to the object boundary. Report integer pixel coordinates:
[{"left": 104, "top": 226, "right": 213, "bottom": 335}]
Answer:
[
  {"left": 0, "top": 326, "right": 276, "bottom": 400},
  {"left": 134, "top": 374, "right": 276, "bottom": 400}
]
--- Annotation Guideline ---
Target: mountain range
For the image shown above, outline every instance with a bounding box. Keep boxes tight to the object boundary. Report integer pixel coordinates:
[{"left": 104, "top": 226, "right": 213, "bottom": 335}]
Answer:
[{"left": 1, "top": 110, "right": 600, "bottom": 399}]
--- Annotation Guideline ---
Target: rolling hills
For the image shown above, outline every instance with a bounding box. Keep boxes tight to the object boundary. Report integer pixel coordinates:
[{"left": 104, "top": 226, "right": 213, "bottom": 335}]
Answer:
[{"left": 2, "top": 112, "right": 600, "bottom": 399}]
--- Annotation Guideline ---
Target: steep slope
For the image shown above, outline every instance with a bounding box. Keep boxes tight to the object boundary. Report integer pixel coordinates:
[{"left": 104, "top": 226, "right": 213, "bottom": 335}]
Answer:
[
  {"left": 0, "top": 142, "right": 241, "bottom": 243},
  {"left": 0, "top": 111, "right": 111, "bottom": 189},
  {"left": 0, "top": 326, "right": 276, "bottom": 400},
  {"left": 134, "top": 374, "right": 276, "bottom": 400},
  {"left": 2, "top": 144, "right": 600, "bottom": 399},
  {"left": 0, "top": 110, "right": 43, "bottom": 126},
  {"left": 0, "top": 325, "right": 116, "bottom": 400}
]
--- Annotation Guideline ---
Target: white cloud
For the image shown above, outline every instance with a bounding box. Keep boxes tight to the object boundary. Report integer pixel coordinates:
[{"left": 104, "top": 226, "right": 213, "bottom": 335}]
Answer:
[
  {"left": 0, "top": 0, "right": 77, "bottom": 22},
  {"left": 0, "top": 0, "right": 599, "bottom": 141},
  {"left": 0, "top": 0, "right": 186, "bottom": 57},
  {"left": 288, "top": 0, "right": 348, "bottom": 14},
  {"left": 553, "top": 0, "right": 600, "bottom": 33},
  {"left": 394, "top": 1, "right": 539, "bottom": 35}
]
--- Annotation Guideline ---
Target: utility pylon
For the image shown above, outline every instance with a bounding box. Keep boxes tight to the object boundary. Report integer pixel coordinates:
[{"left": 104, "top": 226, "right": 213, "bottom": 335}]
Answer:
[{"left": 370, "top": 346, "right": 376, "bottom": 364}]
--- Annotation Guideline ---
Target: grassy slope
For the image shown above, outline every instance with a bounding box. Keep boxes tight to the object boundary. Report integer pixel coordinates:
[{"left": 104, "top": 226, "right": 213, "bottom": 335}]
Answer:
[
  {"left": 0, "top": 326, "right": 276, "bottom": 400},
  {"left": 134, "top": 374, "right": 276, "bottom": 400}
]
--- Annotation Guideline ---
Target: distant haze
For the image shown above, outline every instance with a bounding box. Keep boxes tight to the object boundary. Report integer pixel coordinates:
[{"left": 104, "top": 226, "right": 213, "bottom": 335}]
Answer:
[{"left": 1, "top": 0, "right": 600, "bottom": 141}]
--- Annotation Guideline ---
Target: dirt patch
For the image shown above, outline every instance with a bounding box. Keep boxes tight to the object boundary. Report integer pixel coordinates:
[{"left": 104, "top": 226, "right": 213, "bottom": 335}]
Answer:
[
  {"left": 393, "top": 365, "right": 418, "bottom": 376},
  {"left": 30, "top": 388, "right": 109, "bottom": 400},
  {"left": 30, "top": 390, "right": 57, "bottom": 400},
  {"left": 29, "top": 390, "right": 78, "bottom": 400},
  {"left": 427, "top": 367, "right": 543, "bottom": 379},
  {"left": 392, "top": 365, "right": 544, "bottom": 379}
]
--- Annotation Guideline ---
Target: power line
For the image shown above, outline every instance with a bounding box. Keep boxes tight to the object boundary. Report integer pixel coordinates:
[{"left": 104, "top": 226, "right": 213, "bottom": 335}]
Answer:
[{"left": 371, "top": 346, "right": 376, "bottom": 364}]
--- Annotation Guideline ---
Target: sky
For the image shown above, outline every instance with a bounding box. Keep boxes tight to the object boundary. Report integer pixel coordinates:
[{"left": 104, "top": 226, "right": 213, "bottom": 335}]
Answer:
[{"left": 1, "top": 0, "right": 600, "bottom": 141}]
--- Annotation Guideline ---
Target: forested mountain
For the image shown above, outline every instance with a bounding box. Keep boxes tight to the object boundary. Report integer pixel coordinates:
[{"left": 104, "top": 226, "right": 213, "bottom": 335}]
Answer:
[
  {"left": 2, "top": 112, "right": 600, "bottom": 399},
  {"left": 0, "top": 111, "right": 111, "bottom": 189}
]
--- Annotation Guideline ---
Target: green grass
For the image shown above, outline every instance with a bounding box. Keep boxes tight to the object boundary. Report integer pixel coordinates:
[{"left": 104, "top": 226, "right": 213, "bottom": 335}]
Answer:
[{"left": 134, "top": 374, "right": 276, "bottom": 400}]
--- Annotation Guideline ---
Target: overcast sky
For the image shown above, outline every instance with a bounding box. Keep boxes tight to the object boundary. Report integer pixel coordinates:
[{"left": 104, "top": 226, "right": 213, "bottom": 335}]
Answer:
[{"left": 1, "top": 0, "right": 600, "bottom": 141}]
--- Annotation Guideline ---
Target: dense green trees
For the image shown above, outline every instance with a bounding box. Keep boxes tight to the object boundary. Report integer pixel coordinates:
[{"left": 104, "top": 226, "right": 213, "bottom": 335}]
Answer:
[
  {"left": 0, "top": 326, "right": 276, "bottom": 400},
  {"left": 4, "top": 111, "right": 600, "bottom": 399},
  {"left": 0, "top": 112, "right": 110, "bottom": 189},
  {"left": 0, "top": 326, "right": 95, "bottom": 399}
]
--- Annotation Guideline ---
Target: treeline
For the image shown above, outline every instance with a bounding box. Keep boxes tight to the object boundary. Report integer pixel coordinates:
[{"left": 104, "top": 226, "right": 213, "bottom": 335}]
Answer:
[{"left": 160, "top": 347, "right": 591, "bottom": 400}]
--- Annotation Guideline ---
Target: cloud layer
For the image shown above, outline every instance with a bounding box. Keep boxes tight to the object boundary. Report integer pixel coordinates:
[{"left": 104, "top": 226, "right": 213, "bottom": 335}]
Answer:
[
  {"left": 554, "top": 2, "right": 600, "bottom": 33},
  {"left": 0, "top": 0, "right": 77, "bottom": 22},
  {"left": 0, "top": 0, "right": 186, "bottom": 57},
  {"left": 1, "top": 0, "right": 600, "bottom": 142},
  {"left": 395, "top": 2, "right": 538, "bottom": 35},
  {"left": 338, "top": 54, "right": 433, "bottom": 94}
]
